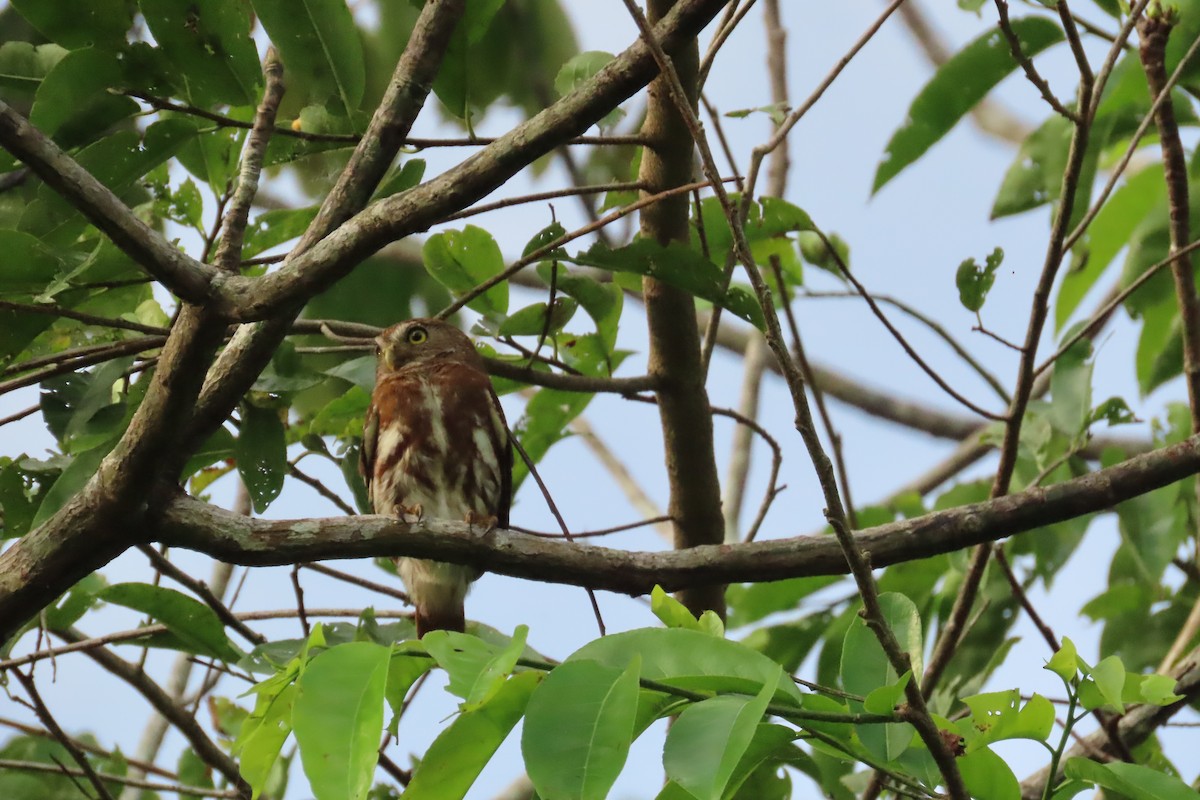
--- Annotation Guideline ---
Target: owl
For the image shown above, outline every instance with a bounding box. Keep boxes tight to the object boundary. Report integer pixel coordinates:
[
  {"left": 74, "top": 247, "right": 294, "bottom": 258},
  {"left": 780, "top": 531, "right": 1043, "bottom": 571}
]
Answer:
[{"left": 360, "top": 319, "right": 512, "bottom": 636}]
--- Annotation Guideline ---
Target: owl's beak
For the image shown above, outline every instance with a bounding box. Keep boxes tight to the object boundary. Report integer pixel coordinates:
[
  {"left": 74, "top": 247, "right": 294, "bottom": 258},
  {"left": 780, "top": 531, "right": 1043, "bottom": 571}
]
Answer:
[{"left": 375, "top": 336, "right": 392, "bottom": 369}]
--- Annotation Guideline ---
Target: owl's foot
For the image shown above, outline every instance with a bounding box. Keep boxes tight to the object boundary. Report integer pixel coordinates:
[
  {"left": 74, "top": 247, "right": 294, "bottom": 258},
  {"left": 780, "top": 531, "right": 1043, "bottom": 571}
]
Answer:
[
  {"left": 464, "top": 511, "right": 498, "bottom": 536},
  {"left": 398, "top": 503, "right": 424, "bottom": 524}
]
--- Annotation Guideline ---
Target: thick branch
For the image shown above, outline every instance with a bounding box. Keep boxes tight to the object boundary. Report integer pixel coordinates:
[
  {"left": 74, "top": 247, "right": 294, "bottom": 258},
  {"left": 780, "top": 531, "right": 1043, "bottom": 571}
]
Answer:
[
  {"left": 635, "top": 0, "right": 726, "bottom": 617},
  {"left": 212, "top": 0, "right": 730, "bottom": 320},
  {"left": 147, "top": 434, "right": 1200, "bottom": 596}
]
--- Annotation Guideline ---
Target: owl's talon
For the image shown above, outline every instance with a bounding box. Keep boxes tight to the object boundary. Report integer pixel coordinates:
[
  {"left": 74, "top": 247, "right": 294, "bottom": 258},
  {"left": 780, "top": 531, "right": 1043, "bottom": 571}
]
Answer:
[
  {"left": 398, "top": 502, "right": 424, "bottom": 524},
  {"left": 465, "top": 511, "right": 498, "bottom": 536}
]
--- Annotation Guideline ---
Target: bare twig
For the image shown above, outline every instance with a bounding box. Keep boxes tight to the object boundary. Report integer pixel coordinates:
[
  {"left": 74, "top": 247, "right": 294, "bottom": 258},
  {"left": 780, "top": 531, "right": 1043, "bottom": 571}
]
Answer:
[
  {"left": 0, "top": 300, "right": 170, "bottom": 336},
  {"left": 0, "top": 758, "right": 238, "bottom": 798},
  {"left": 509, "top": 435, "right": 606, "bottom": 635},
  {"left": 136, "top": 545, "right": 264, "bottom": 644},
  {"left": 13, "top": 669, "right": 117, "bottom": 800},
  {"left": 994, "top": 0, "right": 1075, "bottom": 120}
]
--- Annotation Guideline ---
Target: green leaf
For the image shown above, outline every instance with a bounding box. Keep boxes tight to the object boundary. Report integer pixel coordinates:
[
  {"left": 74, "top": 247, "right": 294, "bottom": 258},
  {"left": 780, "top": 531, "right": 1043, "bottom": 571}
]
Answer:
[
  {"left": 554, "top": 50, "right": 615, "bottom": 97},
  {"left": 537, "top": 264, "right": 623, "bottom": 352},
  {"left": 992, "top": 115, "right": 1072, "bottom": 219},
  {"left": 1056, "top": 165, "right": 1164, "bottom": 330},
  {"left": 498, "top": 297, "right": 578, "bottom": 337},
  {"left": 140, "top": 0, "right": 262, "bottom": 107},
  {"left": 1080, "top": 654, "right": 1127, "bottom": 713},
  {"left": 863, "top": 671, "right": 911, "bottom": 715},
  {"left": 957, "top": 690, "right": 1054, "bottom": 752},
  {"left": 571, "top": 239, "right": 765, "bottom": 329},
  {"left": 663, "top": 669, "right": 778, "bottom": 800},
  {"left": 651, "top": 585, "right": 725, "bottom": 635},
  {"left": 431, "top": 0, "right": 507, "bottom": 122},
  {"left": 235, "top": 682, "right": 296, "bottom": 799},
  {"left": 524, "top": 658, "right": 641, "bottom": 800},
  {"left": 0, "top": 41, "right": 66, "bottom": 99},
  {"left": 0, "top": 230, "right": 65, "bottom": 295},
  {"left": 308, "top": 385, "right": 370, "bottom": 439},
  {"left": 100, "top": 582, "right": 241, "bottom": 661},
  {"left": 10, "top": 0, "right": 133, "bottom": 49},
  {"left": 1088, "top": 396, "right": 1137, "bottom": 429},
  {"left": 722, "top": 723, "right": 798, "bottom": 800},
  {"left": 422, "top": 225, "right": 509, "bottom": 315},
  {"left": 43, "top": 573, "right": 107, "bottom": 629},
  {"left": 293, "top": 641, "right": 391, "bottom": 800},
  {"left": 1049, "top": 335, "right": 1094, "bottom": 437},
  {"left": 958, "top": 747, "right": 1021, "bottom": 800},
  {"left": 28, "top": 48, "right": 138, "bottom": 146},
  {"left": 372, "top": 159, "right": 426, "bottom": 202},
  {"left": 1138, "top": 673, "right": 1183, "bottom": 706},
  {"left": 178, "top": 747, "right": 216, "bottom": 800},
  {"left": 873, "top": 17, "right": 1065, "bottom": 192},
  {"left": 1135, "top": 297, "right": 1183, "bottom": 396},
  {"left": 244, "top": 206, "right": 320, "bottom": 259},
  {"left": 251, "top": 0, "right": 365, "bottom": 119},
  {"left": 956, "top": 247, "right": 1003, "bottom": 313},
  {"left": 725, "top": 576, "right": 841, "bottom": 628},
  {"left": 568, "top": 628, "right": 804, "bottom": 706},
  {"left": 237, "top": 404, "right": 287, "bottom": 513},
  {"left": 422, "top": 626, "right": 528, "bottom": 710},
  {"left": 841, "top": 592, "right": 922, "bottom": 762},
  {"left": 406, "top": 670, "right": 541, "bottom": 800},
  {"left": 29, "top": 442, "right": 112, "bottom": 530},
  {"left": 1065, "top": 759, "right": 1200, "bottom": 800},
  {"left": 1045, "top": 637, "right": 1079, "bottom": 682},
  {"left": 555, "top": 51, "right": 623, "bottom": 127}
]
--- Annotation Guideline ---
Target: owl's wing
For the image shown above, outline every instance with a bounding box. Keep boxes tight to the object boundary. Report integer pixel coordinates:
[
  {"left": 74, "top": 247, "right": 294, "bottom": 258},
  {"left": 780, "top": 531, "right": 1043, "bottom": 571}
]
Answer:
[
  {"left": 360, "top": 403, "right": 380, "bottom": 509},
  {"left": 489, "top": 387, "right": 514, "bottom": 530}
]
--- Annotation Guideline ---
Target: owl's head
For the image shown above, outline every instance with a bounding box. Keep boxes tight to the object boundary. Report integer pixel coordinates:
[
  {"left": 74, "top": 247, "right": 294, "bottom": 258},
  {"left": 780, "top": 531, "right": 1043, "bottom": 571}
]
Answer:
[{"left": 375, "top": 318, "right": 483, "bottom": 372}]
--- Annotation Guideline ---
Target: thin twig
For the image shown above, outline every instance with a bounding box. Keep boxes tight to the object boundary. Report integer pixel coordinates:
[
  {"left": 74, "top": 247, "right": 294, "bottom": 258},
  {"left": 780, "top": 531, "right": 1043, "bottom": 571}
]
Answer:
[
  {"left": 509, "top": 435, "right": 605, "bottom": 636},
  {"left": 136, "top": 545, "right": 265, "bottom": 645},
  {"left": 994, "top": 0, "right": 1076, "bottom": 120},
  {"left": 512, "top": 515, "right": 676, "bottom": 538},
  {"left": 0, "top": 337, "right": 165, "bottom": 397},
  {"left": 924, "top": 22, "right": 1097, "bottom": 698},
  {"left": 440, "top": 181, "right": 643, "bottom": 223},
  {"left": 13, "top": 669, "right": 117, "bottom": 800},
  {"left": 289, "top": 463, "right": 357, "bottom": 515},
  {"left": 801, "top": 290, "right": 1010, "bottom": 403},
  {"left": 301, "top": 562, "right": 410, "bottom": 604},
  {"left": 815, "top": 228, "right": 1006, "bottom": 421},
  {"left": 1067, "top": 9, "right": 1200, "bottom": 251},
  {"left": 0, "top": 759, "right": 238, "bottom": 798},
  {"left": 0, "top": 300, "right": 170, "bottom": 336}
]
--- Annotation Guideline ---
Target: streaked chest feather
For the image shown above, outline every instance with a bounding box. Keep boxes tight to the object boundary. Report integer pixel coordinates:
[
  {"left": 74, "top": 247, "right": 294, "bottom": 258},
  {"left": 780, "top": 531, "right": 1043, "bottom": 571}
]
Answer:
[{"left": 368, "top": 364, "right": 507, "bottom": 519}]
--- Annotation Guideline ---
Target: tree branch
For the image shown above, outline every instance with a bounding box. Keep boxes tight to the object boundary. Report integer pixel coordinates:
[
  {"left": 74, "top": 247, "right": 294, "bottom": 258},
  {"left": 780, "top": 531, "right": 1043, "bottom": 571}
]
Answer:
[
  {"left": 142, "top": 408, "right": 1200, "bottom": 601},
  {"left": 629, "top": 0, "right": 726, "bottom": 618}
]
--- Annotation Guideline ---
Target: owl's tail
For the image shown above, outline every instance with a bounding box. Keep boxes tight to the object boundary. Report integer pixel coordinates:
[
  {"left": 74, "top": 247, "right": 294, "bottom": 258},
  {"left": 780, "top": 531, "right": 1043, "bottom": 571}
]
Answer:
[
  {"left": 399, "top": 557, "right": 473, "bottom": 637},
  {"left": 415, "top": 602, "right": 466, "bottom": 637}
]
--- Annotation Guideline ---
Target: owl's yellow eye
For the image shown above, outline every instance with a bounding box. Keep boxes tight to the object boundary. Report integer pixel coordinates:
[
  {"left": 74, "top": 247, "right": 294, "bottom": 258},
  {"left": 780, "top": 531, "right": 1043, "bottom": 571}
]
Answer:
[{"left": 406, "top": 326, "right": 429, "bottom": 345}]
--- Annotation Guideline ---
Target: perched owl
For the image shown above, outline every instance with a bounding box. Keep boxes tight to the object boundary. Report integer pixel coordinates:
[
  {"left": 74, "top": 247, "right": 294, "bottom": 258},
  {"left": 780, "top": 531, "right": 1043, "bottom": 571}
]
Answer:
[{"left": 360, "top": 319, "right": 512, "bottom": 636}]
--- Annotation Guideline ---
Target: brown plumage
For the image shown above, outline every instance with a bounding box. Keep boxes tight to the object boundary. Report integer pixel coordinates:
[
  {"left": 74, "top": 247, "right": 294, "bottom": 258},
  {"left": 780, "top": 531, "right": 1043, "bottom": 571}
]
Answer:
[{"left": 360, "top": 319, "right": 512, "bottom": 636}]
